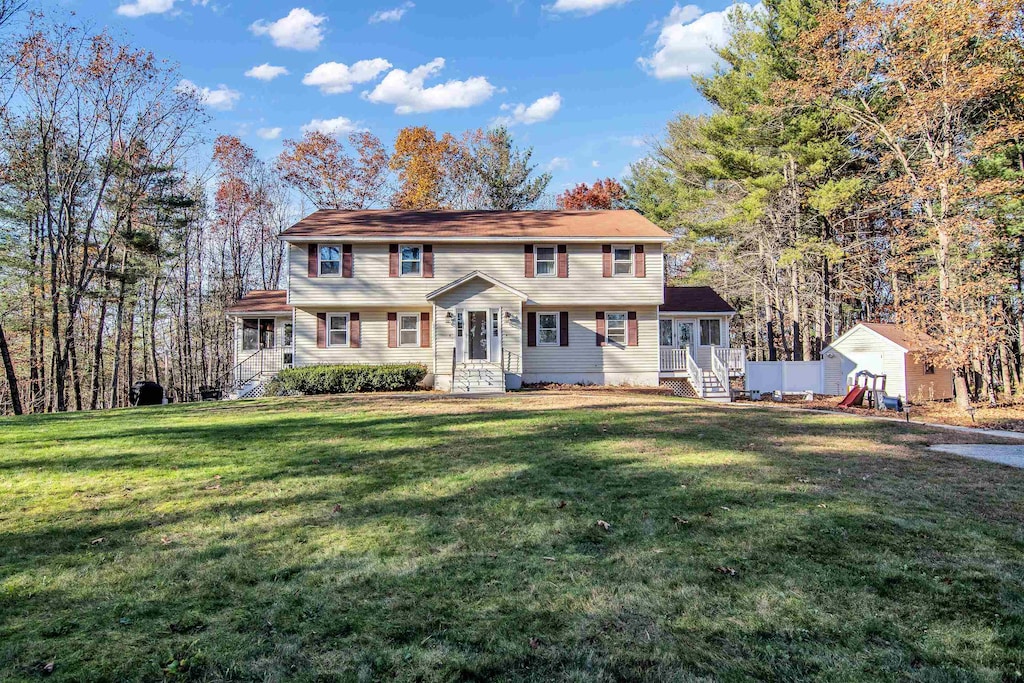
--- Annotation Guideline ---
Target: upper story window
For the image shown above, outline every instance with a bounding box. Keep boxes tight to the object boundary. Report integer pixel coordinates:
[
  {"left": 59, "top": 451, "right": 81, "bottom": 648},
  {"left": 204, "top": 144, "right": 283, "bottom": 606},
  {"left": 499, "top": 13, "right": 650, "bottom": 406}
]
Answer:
[
  {"left": 319, "top": 246, "right": 341, "bottom": 276},
  {"left": 700, "top": 319, "right": 721, "bottom": 346},
  {"left": 328, "top": 313, "right": 349, "bottom": 347},
  {"left": 606, "top": 312, "right": 627, "bottom": 345},
  {"left": 535, "top": 246, "right": 556, "bottom": 276},
  {"left": 537, "top": 313, "right": 559, "bottom": 345},
  {"left": 399, "top": 313, "right": 420, "bottom": 346},
  {"left": 924, "top": 362, "right": 936, "bottom": 375},
  {"left": 613, "top": 246, "right": 633, "bottom": 276},
  {"left": 400, "top": 245, "right": 422, "bottom": 276}
]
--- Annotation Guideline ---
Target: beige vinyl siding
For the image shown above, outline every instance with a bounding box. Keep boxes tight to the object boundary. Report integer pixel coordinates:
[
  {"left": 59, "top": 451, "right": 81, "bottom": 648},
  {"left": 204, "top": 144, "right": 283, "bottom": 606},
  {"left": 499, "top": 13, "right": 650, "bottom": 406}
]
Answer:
[
  {"left": 904, "top": 355, "right": 954, "bottom": 402},
  {"left": 292, "top": 308, "right": 432, "bottom": 368},
  {"left": 522, "top": 306, "right": 659, "bottom": 384},
  {"left": 822, "top": 326, "right": 908, "bottom": 397},
  {"left": 287, "top": 242, "right": 664, "bottom": 307},
  {"left": 433, "top": 280, "right": 523, "bottom": 383}
]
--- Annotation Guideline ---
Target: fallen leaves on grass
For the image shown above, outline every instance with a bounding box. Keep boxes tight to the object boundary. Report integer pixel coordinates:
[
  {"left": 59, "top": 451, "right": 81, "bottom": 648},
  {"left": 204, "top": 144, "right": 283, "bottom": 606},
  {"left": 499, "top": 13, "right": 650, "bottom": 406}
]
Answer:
[
  {"left": 41, "top": 661, "right": 54, "bottom": 675},
  {"left": 332, "top": 504, "right": 342, "bottom": 514},
  {"left": 671, "top": 516, "right": 689, "bottom": 525},
  {"left": 556, "top": 500, "right": 567, "bottom": 509},
  {"left": 529, "top": 637, "right": 542, "bottom": 650},
  {"left": 596, "top": 520, "right": 612, "bottom": 531},
  {"left": 90, "top": 537, "right": 104, "bottom": 545},
  {"left": 714, "top": 566, "right": 739, "bottom": 577}
]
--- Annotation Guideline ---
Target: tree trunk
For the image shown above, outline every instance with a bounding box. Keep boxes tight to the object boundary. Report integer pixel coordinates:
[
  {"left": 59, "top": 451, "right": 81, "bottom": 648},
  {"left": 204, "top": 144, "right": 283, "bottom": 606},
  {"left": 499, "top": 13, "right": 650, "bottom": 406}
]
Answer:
[{"left": 0, "top": 321, "right": 23, "bottom": 415}]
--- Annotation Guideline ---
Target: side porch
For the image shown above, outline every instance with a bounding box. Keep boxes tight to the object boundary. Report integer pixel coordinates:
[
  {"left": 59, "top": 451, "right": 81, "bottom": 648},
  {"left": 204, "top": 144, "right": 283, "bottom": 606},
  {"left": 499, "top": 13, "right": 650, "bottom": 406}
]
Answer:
[{"left": 658, "top": 311, "right": 744, "bottom": 401}]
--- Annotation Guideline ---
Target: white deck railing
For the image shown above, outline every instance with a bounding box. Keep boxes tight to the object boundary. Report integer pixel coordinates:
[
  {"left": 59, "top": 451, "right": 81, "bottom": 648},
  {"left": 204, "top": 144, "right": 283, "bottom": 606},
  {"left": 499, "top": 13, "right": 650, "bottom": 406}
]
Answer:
[
  {"left": 684, "top": 350, "right": 705, "bottom": 398},
  {"left": 659, "top": 347, "right": 687, "bottom": 372},
  {"left": 714, "top": 346, "right": 746, "bottom": 375},
  {"left": 660, "top": 346, "right": 746, "bottom": 374}
]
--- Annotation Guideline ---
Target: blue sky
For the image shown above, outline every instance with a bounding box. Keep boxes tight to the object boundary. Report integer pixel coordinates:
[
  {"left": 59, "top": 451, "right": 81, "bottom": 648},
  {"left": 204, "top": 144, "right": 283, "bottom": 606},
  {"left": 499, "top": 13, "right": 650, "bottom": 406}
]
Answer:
[{"left": 60, "top": 0, "right": 748, "bottom": 192}]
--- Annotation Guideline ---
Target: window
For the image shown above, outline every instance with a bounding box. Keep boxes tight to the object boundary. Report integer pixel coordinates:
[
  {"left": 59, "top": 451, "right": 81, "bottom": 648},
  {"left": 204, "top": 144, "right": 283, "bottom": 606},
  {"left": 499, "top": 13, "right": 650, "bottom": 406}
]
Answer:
[
  {"left": 492, "top": 311, "right": 499, "bottom": 338},
  {"left": 319, "top": 246, "right": 340, "bottom": 276},
  {"left": 659, "top": 319, "right": 672, "bottom": 347},
  {"left": 606, "top": 312, "right": 627, "bottom": 345},
  {"left": 535, "top": 246, "right": 556, "bottom": 276},
  {"left": 924, "top": 362, "right": 936, "bottom": 375},
  {"left": 700, "top": 319, "right": 721, "bottom": 346},
  {"left": 538, "top": 313, "right": 559, "bottom": 345},
  {"left": 612, "top": 246, "right": 633, "bottom": 276},
  {"left": 328, "top": 313, "right": 349, "bottom": 347},
  {"left": 283, "top": 323, "right": 293, "bottom": 347},
  {"left": 399, "top": 313, "right": 420, "bottom": 347},
  {"left": 400, "top": 245, "right": 422, "bottom": 276},
  {"left": 242, "top": 319, "right": 259, "bottom": 351}
]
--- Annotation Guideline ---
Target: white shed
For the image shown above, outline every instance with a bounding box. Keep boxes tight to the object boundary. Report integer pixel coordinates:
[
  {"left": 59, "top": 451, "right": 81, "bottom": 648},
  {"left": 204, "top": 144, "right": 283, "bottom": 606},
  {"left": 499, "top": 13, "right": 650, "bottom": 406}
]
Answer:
[{"left": 821, "top": 323, "right": 954, "bottom": 402}]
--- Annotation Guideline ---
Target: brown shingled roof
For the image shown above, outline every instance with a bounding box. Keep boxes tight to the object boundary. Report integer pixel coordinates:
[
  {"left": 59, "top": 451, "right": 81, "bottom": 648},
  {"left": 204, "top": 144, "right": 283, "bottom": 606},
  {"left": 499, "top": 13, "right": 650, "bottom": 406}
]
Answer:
[
  {"left": 226, "top": 290, "right": 291, "bottom": 314},
  {"left": 661, "top": 286, "right": 735, "bottom": 313},
  {"left": 279, "top": 210, "right": 672, "bottom": 240},
  {"left": 859, "top": 322, "right": 938, "bottom": 351}
]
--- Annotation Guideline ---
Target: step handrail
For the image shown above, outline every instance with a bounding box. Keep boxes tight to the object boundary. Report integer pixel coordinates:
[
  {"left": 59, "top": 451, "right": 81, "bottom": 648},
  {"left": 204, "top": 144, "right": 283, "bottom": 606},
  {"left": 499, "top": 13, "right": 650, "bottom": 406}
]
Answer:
[{"left": 684, "top": 348, "right": 705, "bottom": 398}]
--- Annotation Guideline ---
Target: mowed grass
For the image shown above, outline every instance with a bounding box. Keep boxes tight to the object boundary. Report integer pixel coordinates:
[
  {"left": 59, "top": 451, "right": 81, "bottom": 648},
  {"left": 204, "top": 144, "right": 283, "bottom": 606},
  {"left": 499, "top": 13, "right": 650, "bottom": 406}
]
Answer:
[{"left": 1, "top": 392, "right": 1023, "bottom": 682}]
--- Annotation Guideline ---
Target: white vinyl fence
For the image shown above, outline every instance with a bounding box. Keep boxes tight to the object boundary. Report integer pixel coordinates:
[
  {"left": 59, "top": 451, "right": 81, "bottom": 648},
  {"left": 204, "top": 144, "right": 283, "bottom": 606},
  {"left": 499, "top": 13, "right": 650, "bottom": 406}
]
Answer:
[{"left": 745, "top": 361, "right": 825, "bottom": 395}]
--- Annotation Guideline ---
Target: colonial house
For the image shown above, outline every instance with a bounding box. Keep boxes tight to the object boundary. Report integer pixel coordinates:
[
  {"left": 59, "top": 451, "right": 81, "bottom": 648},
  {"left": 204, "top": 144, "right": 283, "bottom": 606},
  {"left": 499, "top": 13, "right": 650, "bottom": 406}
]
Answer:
[{"left": 225, "top": 210, "right": 744, "bottom": 399}]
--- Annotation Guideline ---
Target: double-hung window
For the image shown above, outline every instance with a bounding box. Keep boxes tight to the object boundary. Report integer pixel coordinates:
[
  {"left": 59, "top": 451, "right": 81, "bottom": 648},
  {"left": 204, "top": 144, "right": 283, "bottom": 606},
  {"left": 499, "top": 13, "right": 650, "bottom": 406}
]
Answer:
[
  {"left": 319, "top": 246, "right": 341, "bottom": 276},
  {"left": 399, "top": 313, "right": 420, "bottom": 347},
  {"left": 612, "top": 246, "right": 633, "bottom": 276},
  {"left": 535, "top": 246, "right": 556, "bottom": 276},
  {"left": 537, "top": 313, "right": 559, "bottom": 345},
  {"left": 699, "top": 319, "right": 721, "bottom": 346},
  {"left": 328, "top": 313, "right": 349, "bottom": 347},
  {"left": 400, "top": 245, "right": 422, "bottom": 276},
  {"left": 606, "top": 312, "right": 627, "bottom": 345}
]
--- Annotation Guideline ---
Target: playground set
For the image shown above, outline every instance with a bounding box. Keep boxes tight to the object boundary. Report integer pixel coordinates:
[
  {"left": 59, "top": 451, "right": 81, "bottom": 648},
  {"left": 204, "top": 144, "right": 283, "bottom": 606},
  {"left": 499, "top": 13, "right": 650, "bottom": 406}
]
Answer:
[{"left": 838, "top": 370, "right": 904, "bottom": 411}]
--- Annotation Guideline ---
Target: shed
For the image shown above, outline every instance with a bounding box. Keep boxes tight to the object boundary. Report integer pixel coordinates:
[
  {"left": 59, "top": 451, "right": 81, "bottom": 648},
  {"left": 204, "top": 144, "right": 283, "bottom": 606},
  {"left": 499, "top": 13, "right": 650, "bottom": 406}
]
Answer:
[{"left": 821, "top": 323, "right": 954, "bottom": 402}]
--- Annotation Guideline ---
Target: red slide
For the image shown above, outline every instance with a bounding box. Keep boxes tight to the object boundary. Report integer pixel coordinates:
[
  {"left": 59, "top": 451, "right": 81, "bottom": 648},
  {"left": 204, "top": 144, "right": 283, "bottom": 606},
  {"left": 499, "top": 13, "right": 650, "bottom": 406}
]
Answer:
[{"left": 838, "top": 386, "right": 867, "bottom": 408}]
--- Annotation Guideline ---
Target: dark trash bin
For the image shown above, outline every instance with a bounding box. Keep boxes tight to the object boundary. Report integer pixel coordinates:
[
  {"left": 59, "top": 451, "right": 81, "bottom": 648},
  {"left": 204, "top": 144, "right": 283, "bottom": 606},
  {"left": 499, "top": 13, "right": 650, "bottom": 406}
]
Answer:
[
  {"left": 199, "top": 386, "right": 222, "bottom": 401},
  {"left": 131, "top": 381, "right": 164, "bottom": 406}
]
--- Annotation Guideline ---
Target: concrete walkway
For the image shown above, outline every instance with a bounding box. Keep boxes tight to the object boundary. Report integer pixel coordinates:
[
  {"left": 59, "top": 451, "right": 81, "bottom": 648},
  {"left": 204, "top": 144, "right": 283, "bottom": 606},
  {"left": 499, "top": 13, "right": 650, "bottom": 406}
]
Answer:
[{"left": 929, "top": 444, "right": 1024, "bottom": 469}]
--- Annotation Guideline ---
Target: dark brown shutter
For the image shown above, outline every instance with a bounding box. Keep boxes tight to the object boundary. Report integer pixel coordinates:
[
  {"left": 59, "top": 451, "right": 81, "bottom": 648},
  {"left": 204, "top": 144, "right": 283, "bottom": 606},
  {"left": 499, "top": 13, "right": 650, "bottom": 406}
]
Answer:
[
  {"left": 423, "top": 245, "right": 434, "bottom": 278},
  {"left": 602, "top": 245, "right": 612, "bottom": 277},
  {"left": 524, "top": 245, "right": 535, "bottom": 278},
  {"left": 559, "top": 311, "right": 569, "bottom": 346},
  {"left": 634, "top": 245, "right": 645, "bottom": 278},
  {"left": 595, "top": 311, "right": 606, "bottom": 346},
  {"left": 557, "top": 245, "right": 568, "bottom": 278},
  {"left": 388, "top": 244, "right": 399, "bottom": 277},
  {"left": 316, "top": 312, "right": 326, "bottom": 348},
  {"left": 349, "top": 312, "right": 361, "bottom": 348},
  {"left": 387, "top": 312, "right": 397, "bottom": 348},
  {"left": 308, "top": 244, "right": 318, "bottom": 278},
  {"left": 527, "top": 311, "right": 537, "bottom": 346},
  {"left": 420, "top": 311, "right": 430, "bottom": 347},
  {"left": 627, "top": 311, "right": 638, "bottom": 346},
  {"left": 342, "top": 244, "right": 353, "bottom": 278}
]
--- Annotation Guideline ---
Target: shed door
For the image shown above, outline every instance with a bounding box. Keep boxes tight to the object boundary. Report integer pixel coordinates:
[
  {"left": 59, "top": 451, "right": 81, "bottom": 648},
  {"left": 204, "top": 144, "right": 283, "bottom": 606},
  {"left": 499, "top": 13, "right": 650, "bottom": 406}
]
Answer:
[{"left": 842, "top": 352, "right": 885, "bottom": 389}]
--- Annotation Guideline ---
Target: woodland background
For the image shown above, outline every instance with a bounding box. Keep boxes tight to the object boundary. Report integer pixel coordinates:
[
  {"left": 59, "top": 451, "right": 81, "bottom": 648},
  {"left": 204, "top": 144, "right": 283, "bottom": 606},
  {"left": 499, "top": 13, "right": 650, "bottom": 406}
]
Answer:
[{"left": 0, "top": 0, "right": 1021, "bottom": 413}]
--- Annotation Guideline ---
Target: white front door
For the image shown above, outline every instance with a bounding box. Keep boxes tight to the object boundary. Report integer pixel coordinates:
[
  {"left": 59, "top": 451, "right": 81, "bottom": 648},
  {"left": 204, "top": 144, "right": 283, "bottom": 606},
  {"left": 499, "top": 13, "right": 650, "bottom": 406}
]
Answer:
[
  {"left": 674, "top": 320, "right": 695, "bottom": 354},
  {"left": 466, "top": 310, "right": 490, "bottom": 361}
]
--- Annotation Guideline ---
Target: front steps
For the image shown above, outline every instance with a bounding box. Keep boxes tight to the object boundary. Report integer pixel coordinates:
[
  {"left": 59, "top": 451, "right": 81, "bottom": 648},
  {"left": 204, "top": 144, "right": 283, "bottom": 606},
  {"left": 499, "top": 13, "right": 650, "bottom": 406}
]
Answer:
[
  {"left": 700, "top": 373, "right": 732, "bottom": 402},
  {"left": 452, "top": 362, "right": 505, "bottom": 394},
  {"left": 229, "top": 373, "right": 276, "bottom": 399}
]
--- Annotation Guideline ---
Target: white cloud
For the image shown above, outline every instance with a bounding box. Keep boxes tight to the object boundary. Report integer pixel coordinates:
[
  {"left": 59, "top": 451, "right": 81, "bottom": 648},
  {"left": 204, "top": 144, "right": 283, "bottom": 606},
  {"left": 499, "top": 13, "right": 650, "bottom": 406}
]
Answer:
[
  {"left": 592, "top": 160, "right": 601, "bottom": 168},
  {"left": 250, "top": 8, "right": 327, "bottom": 51},
  {"left": 369, "top": 2, "right": 414, "bottom": 23},
  {"left": 245, "top": 63, "right": 290, "bottom": 81},
  {"left": 495, "top": 92, "right": 562, "bottom": 126},
  {"left": 301, "top": 116, "right": 363, "bottom": 136},
  {"left": 546, "top": 157, "right": 570, "bottom": 172},
  {"left": 116, "top": 0, "right": 175, "bottom": 17},
  {"left": 639, "top": 3, "right": 759, "bottom": 80},
  {"left": 257, "top": 127, "right": 283, "bottom": 140},
  {"left": 545, "top": 0, "right": 632, "bottom": 15},
  {"left": 303, "top": 59, "right": 392, "bottom": 95},
  {"left": 175, "top": 79, "right": 241, "bottom": 110},
  {"left": 364, "top": 58, "right": 496, "bottom": 114}
]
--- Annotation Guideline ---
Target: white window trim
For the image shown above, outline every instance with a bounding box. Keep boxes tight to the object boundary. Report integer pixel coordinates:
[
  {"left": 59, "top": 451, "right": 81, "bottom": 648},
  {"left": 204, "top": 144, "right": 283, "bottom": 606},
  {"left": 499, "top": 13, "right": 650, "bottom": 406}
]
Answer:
[
  {"left": 534, "top": 245, "right": 556, "bottom": 277},
  {"left": 327, "top": 312, "right": 350, "bottom": 348},
  {"left": 319, "top": 245, "right": 342, "bottom": 277},
  {"left": 699, "top": 318, "right": 722, "bottom": 347},
  {"left": 399, "top": 244, "right": 423, "bottom": 277},
  {"left": 536, "top": 311, "right": 561, "bottom": 346},
  {"left": 611, "top": 245, "right": 633, "bottom": 277},
  {"left": 605, "top": 311, "right": 627, "bottom": 346},
  {"left": 398, "top": 312, "right": 421, "bottom": 347}
]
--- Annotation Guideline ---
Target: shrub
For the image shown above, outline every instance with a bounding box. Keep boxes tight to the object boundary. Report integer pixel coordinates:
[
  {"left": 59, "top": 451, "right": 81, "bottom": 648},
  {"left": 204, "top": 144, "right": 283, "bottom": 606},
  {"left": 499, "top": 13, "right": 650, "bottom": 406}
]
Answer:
[{"left": 273, "top": 363, "right": 428, "bottom": 395}]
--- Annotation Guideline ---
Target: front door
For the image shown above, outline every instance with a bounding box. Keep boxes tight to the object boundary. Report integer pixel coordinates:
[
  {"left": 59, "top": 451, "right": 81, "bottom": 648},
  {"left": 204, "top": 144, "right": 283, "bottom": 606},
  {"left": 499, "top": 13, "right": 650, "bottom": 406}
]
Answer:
[
  {"left": 467, "top": 310, "right": 489, "bottom": 361},
  {"left": 259, "top": 319, "right": 276, "bottom": 349}
]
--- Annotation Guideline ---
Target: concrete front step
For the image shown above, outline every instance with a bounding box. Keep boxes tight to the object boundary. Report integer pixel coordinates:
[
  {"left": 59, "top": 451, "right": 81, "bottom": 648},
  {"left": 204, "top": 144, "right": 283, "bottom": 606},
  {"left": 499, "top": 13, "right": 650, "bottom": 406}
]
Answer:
[{"left": 453, "top": 363, "right": 505, "bottom": 394}]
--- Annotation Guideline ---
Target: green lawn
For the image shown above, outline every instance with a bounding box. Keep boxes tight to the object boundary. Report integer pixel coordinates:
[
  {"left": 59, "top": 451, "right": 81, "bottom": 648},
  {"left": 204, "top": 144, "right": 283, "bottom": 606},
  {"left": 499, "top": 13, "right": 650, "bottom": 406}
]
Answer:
[{"left": 2, "top": 392, "right": 1023, "bottom": 682}]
